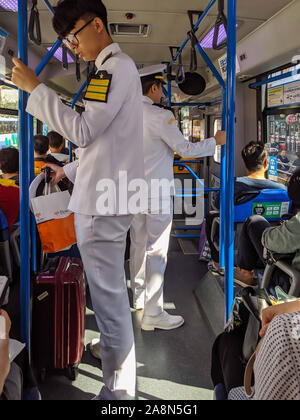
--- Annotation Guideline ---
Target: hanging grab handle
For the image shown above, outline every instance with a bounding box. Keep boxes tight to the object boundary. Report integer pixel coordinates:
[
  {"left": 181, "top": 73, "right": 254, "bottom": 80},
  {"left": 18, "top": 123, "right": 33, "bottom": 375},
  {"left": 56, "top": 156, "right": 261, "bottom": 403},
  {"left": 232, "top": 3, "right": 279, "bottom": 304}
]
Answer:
[
  {"left": 187, "top": 11, "right": 202, "bottom": 72},
  {"left": 213, "top": 0, "right": 228, "bottom": 50},
  {"left": 29, "top": 0, "right": 42, "bottom": 46},
  {"left": 169, "top": 46, "right": 185, "bottom": 84}
]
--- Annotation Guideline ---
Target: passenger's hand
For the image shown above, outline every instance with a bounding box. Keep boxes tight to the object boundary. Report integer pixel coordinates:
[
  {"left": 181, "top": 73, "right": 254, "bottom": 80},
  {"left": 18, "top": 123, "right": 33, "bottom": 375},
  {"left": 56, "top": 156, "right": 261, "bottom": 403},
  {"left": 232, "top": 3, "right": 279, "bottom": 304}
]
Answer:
[
  {"left": 214, "top": 130, "right": 226, "bottom": 146},
  {"left": 43, "top": 163, "right": 66, "bottom": 186},
  {"left": 0, "top": 310, "right": 11, "bottom": 340},
  {"left": 259, "top": 300, "right": 300, "bottom": 338},
  {"left": 11, "top": 58, "right": 41, "bottom": 93}
]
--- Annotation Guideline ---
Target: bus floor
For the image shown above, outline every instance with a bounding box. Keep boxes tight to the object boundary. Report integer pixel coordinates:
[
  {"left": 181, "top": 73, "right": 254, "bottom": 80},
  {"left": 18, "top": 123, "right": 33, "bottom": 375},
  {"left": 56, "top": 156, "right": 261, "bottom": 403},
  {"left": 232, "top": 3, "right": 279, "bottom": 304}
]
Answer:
[{"left": 9, "top": 236, "right": 216, "bottom": 401}]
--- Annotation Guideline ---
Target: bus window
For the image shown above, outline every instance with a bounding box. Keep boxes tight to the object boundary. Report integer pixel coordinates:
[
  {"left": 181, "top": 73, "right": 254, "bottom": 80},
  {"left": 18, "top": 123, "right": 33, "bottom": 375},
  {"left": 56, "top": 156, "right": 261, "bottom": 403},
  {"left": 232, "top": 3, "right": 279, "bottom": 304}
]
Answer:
[
  {"left": 0, "top": 114, "right": 18, "bottom": 149},
  {"left": 213, "top": 118, "right": 222, "bottom": 163}
]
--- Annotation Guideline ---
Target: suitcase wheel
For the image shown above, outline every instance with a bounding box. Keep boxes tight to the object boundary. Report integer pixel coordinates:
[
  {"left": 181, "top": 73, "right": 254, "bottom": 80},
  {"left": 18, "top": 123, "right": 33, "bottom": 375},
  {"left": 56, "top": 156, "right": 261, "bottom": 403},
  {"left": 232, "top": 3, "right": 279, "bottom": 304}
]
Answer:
[{"left": 66, "top": 365, "right": 79, "bottom": 381}]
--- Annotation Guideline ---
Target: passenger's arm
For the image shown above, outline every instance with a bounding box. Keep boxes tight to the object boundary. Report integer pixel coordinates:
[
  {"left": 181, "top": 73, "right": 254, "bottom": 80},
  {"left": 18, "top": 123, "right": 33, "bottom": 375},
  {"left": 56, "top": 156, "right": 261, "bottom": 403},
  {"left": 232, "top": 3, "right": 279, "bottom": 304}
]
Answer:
[
  {"left": 0, "top": 310, "right": 11, "bottom": 396},
  {"left": 259, "top": 300, "right": 300, "bottom": 338},
  {"left": 262, "top": 213, "right": 300, "bottom": 254},
  {"left": 13, "top": 58, "right": 132, "bottom": 149},
  {"left": 43, "top": 161, "right": 78, "bottom": 185},
  {"left": 160, "top": 111, "right": 223, "bottom": 158}
]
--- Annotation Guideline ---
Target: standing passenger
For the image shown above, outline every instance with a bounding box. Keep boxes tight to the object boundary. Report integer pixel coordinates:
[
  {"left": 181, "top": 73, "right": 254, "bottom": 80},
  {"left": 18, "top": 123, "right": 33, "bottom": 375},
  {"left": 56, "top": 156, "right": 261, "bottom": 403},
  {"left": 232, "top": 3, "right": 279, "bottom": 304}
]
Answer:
[{"left": 12, "top": 0, "right": 144, "bottom": 400}]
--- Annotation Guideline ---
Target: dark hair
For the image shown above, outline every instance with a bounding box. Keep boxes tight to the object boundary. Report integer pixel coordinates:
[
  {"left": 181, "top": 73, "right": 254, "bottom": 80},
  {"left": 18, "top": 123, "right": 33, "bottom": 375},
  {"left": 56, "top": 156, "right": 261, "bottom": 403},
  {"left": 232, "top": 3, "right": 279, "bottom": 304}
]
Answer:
[
  {"left": 142, "top": 79, "right": 162, "bottom": 96},
  {"left": 241, "top": 141, "right": 268, "bottom": 173},
  {"left": 0, "top": 147, "right": 19, "bottom": 173},
  {"left": 34, "top": 135, "right": 49, "bottom": 156},
  {"left": 53, "top": 0, "right": 109, "bottom": 38},
  {"left": 48, "top": 131, "right": 64, "bottom": 149},
  {"left": 288, "top": 168, "right": 300, "bottom": 209}
]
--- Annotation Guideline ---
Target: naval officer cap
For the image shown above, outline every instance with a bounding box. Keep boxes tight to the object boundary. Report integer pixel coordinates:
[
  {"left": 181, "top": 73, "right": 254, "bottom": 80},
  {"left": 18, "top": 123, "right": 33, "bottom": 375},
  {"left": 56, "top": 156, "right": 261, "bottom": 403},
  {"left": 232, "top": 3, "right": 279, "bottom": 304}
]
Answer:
[{"left": 138, "top": 64, "right": 167, "bottom": 85}]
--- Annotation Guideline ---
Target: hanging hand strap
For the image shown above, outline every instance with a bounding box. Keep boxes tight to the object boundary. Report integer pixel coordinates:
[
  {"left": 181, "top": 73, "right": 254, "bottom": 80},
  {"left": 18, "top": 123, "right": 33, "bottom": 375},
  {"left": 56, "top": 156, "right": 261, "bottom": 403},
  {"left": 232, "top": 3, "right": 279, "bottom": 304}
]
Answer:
[
  {"left": 170, "top": 47, "right": 185, "bottom": 84},
  {"left": 29, "top": 0, "right": 41, "bottom": 46},
  {"left": 213, "top": 0, "right": 228, "bottom": 51},
  {"left": 187, "top": 11, "right": 202, "bottom": 72}
]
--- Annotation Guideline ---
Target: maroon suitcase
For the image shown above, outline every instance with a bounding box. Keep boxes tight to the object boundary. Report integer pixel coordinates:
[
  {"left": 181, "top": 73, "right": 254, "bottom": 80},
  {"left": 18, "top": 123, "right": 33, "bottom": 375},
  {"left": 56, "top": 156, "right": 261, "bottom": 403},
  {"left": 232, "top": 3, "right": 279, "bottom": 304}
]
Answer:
[{"left": 32, "top": 256, "right": 86, "bottom": 381}]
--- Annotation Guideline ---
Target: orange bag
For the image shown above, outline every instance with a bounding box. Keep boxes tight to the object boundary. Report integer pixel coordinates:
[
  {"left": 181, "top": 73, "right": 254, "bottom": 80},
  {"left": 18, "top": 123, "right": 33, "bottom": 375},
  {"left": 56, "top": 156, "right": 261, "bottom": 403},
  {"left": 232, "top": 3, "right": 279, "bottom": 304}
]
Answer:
[{"left": 31, "top": 189, "right": 77, "bottom": 253}]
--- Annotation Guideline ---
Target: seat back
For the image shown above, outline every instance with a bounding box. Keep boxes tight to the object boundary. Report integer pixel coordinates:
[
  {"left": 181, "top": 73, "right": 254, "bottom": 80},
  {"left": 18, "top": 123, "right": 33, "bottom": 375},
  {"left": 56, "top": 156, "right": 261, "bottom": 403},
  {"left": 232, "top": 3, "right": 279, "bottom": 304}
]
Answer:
[
  {"left": 234, "top": 189, "right": 292, "bottom": 223},
  {"left": 261, "top": 249, "right": 300, "bottom": 297}
]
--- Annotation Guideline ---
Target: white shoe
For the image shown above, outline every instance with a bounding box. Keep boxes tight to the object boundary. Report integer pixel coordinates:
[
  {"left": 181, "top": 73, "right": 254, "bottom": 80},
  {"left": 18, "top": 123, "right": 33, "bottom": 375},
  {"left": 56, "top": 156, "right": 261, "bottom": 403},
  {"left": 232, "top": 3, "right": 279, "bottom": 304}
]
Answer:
[
  {"left": 89, "top": 338, "right": 101, "bottom": 360},
  {"left": 141, "top": 311, "right": 184, "bottom": 331}
]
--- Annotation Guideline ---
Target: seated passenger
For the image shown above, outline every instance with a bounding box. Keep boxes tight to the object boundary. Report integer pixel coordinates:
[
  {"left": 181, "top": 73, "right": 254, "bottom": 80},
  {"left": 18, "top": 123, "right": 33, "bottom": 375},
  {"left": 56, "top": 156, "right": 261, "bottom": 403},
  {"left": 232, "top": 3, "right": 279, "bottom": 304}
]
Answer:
[
  {"left": 277, "top": 149, "right": 292, "bottom": 173},
  {"left": 34, "top": 134, "right": 64, "bottom": 177},
  {"left": 234, "top": 168, "right": 300, "bottom": 287},
  {"left": 293, "top": 153, "right": 300, "bottom": 168},
  {"left": 34, "top": 134, "right": 50, "bottom": 176},
  {"left": 47, "top": 131, "right": 69, "bottom": 163},
  {"left": 0, "top": 147, "right": 19, "bottom": 186},
  {"left": 206, "top": 141, "right": 286, "bottom": 274},
  {"left": 212, "top": 300, "right": 300, "bottom": 400},
  {"left": 0, "top": 309, "right": 13, "bottom": 399},
  {"left": 0, "top": 148, "right": 20, "bottom": 233},
  {"left": 0, "top": 310, "right": 40, "bottom": 400}
]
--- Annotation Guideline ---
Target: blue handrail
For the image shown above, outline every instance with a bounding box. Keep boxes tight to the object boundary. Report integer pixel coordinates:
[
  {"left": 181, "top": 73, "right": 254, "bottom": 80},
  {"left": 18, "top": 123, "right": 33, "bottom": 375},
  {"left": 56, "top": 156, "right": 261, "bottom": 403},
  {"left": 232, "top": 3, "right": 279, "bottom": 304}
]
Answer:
[
  {"left": 224, "top": 0, "right": 237, "bottom": 321},
  {"left": 18, "top": 0, "right": 31, "bottom": 355}
]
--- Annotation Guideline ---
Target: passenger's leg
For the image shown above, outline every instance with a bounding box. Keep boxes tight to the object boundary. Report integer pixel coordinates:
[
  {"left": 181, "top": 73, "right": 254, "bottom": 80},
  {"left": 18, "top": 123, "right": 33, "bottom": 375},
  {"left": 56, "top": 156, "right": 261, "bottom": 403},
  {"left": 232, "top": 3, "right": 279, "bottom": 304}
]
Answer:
[
  {"left": 238, "top": 215, "right": 270, "bottom": 270},
  {"left": 75, "top": 214, "right": 135, "bottom": 400},
  {"left": 205, "top": 211, "right": 220, "bottom": 263},
  {"left": 143, "top": 199, "right": 173, "bottom": 317},
  {"left": 142, "top": 198, "right": 184, "bottom": 331},
  {"left": 211, "top": 331, "right": 246, "bottom": 397},
  {"left": 129, "top": 213, "right": 147, "bottom": 309}
]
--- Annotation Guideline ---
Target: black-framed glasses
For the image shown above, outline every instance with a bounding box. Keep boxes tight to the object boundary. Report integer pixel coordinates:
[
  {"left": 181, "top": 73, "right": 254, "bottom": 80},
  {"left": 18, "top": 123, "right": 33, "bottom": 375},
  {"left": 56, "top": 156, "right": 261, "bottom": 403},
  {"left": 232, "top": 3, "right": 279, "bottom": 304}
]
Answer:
[{"left": 62, "top": 18, "right": 95, "bottom": 48}]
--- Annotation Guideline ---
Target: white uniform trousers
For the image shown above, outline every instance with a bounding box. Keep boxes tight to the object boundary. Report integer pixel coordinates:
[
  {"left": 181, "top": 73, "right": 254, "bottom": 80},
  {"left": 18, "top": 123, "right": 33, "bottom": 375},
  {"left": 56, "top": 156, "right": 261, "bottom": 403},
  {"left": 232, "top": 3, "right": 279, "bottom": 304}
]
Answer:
[
  {"left": 75, "top": 213, "right": 136, "bottom": 400},
  {"left": 130, "top": 198, "right": 173, "bottom": 317}
]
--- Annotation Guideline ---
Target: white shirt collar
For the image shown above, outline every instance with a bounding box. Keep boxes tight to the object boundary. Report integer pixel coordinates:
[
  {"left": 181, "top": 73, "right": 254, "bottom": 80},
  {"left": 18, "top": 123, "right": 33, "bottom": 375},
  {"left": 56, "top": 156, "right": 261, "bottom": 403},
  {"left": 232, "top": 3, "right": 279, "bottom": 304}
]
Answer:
[
  {"left": 95, "top": 43, "right": 121, "bottom": 69},
  {"left": 142, "top": 96, "right": 154, "bottom": 105}
]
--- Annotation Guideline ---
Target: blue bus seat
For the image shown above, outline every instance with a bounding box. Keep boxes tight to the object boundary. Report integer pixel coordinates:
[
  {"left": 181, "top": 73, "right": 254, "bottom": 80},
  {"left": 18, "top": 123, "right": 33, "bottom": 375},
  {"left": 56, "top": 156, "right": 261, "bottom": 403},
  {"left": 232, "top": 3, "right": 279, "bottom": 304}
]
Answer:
[
  {"left": 211, "top": 189, "right": 292, "bottom": 261},
  {"left": 234, "top": 189, "right": 292, "bottom": 223},
  {"left": 0, "top": 208, "right": 13, "bottom": 282}
]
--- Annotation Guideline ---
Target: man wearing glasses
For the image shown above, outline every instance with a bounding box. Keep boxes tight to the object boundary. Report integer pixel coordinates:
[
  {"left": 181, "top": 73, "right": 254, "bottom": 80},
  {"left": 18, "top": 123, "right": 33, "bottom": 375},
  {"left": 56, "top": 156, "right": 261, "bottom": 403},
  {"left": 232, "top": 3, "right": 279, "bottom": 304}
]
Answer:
[{"left": 12, "top": 0, "right": 144, "bottom": 401}]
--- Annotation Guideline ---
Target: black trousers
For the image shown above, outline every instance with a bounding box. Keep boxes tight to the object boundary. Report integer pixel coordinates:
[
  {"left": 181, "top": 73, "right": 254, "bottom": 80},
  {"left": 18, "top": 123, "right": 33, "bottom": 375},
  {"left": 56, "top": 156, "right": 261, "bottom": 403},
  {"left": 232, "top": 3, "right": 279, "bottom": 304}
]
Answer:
[
  {"left": 237, "top": 215, "right": 271, "bottom": 271},
  {"left": 211, "top": 329, "right": 246, "bottom": 395}
]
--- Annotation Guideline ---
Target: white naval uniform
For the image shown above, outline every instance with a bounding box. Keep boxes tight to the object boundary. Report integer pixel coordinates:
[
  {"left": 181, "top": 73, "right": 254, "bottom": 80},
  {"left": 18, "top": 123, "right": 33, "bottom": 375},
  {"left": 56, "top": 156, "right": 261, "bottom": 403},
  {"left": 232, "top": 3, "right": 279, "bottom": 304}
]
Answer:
[
  {"left": 130, "top": 96, "right": 216, "bottom": 316},
  {"left": 27, "top": 43, "right": 145, "bottom": 400}
]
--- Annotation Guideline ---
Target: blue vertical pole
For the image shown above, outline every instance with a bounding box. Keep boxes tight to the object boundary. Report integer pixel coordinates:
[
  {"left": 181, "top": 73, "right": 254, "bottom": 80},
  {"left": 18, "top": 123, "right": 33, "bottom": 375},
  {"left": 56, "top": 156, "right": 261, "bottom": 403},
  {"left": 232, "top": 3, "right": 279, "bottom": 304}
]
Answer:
[
  {"left": 224, "top": 0, "right": 236, "bottom": 321},
  {"left": 18, "top": 0, "right": 31, "bottom": 353},
  {"left": 28, "top": 116, "right": 37, "bottom": 273},
  {"left": 219, "top": 90, "right": 227, "bottom": 269}
]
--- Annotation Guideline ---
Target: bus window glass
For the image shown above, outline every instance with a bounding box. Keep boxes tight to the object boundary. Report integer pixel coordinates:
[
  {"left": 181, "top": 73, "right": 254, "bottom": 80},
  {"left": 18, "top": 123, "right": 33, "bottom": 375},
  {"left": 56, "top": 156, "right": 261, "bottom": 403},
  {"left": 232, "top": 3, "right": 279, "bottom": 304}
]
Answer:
[
  {"left": 0, "top": 114, "right": 18, "bottom": 149},
  {"left": 0, "top": 85, "right": 18, "bottom": 110}
]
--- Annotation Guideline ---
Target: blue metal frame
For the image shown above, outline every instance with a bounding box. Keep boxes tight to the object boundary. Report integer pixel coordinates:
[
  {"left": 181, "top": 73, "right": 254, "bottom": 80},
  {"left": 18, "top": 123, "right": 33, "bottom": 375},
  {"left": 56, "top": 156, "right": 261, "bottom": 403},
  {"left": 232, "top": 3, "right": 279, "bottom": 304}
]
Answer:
[
  {"left": 18, "top": 0, "right": 31, "bottom": 353},
  {"left": 164, "top": 0, "right": 236, "bottom": 320},
  {"left": 249, "top": 67, "right": 300, "bottom": 89},
  {"left": 224, "top": 0, "right": 237, "bottom": 321},
  {"left": 19, "top": 0, "right": 65, "bottom": 353},
  {"left": 17, "top": 0, "right": 237, "bottom": 349}
]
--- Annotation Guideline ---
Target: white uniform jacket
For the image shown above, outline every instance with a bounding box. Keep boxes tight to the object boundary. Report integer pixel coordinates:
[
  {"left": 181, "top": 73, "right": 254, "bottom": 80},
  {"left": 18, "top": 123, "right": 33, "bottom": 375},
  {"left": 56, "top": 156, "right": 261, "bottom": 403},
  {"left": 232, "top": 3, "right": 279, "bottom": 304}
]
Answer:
[
  {"left": 27, "top": 43, "right": 145, "bottom": 216},
  {"left": 142, "top": 96, "right": 216, "bottom": 197}
]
